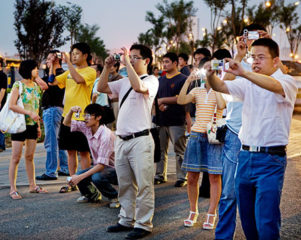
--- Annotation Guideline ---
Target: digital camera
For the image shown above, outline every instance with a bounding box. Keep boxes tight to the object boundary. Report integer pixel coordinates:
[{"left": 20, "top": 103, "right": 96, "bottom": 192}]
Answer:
[
  {"left": 113, "top": 54, "right": 121, "bottom": 62},
  {"left": 211, "top": 59, "right": 229, "bottom": 71},
  {"left": 56, "top": 52, "right": 62, "bottom": 59},
  {"left": 243, "top": 29, "right": 259, "bottom": 40}
]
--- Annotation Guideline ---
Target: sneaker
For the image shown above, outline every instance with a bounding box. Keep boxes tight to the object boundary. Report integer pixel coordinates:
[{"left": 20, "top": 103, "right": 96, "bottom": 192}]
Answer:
[
  {"left": 36, "top": 174, "right": 57, "bottom": 181},
  {"left": 109, "top": 198, "right": 120, "bottom": 208},
  {"left": 58, "top": 171, "right": 70, "bottom": 176},
  {"left": 154, "top": 176, "right": 167, "bottom": 185},
  {"left": 76, "top": 196, "right": 89, "bottom": 203},
  {"left": 174, "top": 179, "right": 187, "bottom": 187}
]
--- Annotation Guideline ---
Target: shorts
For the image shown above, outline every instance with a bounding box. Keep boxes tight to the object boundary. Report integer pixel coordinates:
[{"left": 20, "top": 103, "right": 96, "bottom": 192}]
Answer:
[
  {"left": 58, "top": 118, "right": 90, "bottom": 152},
  {"left": 11, "top": 124, "right": 38, "bottom": 141},
  {"left": 182, "top": 131, "right": 222, "bottom": 174}
]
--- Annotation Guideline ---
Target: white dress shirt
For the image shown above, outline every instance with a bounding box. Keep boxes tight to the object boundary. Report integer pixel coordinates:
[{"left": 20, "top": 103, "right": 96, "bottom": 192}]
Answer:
[{"left": 225, "top": 69, "right": 297, "bottom": 146}]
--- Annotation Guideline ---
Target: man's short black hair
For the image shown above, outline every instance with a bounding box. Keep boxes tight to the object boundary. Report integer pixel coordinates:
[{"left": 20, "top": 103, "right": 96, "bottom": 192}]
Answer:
[
  {"left": 19, "top": 60, "right": 38, "bottom": 79},
  {"left": 193, "top": 48, "right": 211, "bottom": 59},
  {"left": 94, "top": 64, "right": 103, "bottom": 73},
  {"left": 212, "top": 49, "right": 232, "bottom": 60},
  {"left": 49, "top": 49, "right": 62, "bottom": 65},
  {"left": 251, "top": 38, "right": 279, "bottom": 58},
  {"left": 71, "top": 42, "right": 92, "bottom": 66},
  {"left": 241, "top": 23, "right": 267, "bottom": 35},
  {"left": 178, "top": 53, "right": 189, "bottom": 62},
  {"left": 84, "top": 103, "right": 115, "bottom": 125},
  {"left": 163, "top": 52, "right": 178, "bottom": 64},
  {"left": 130, "top": 44, "right": 153, "bottom": 74},
  {"left": 114, "top": 61, "right": 120, "bottom": 72}
]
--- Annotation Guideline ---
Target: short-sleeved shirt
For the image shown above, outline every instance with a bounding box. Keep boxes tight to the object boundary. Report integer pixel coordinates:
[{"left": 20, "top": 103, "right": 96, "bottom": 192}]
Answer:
[
  {"left": 56, "top": 67, "right": 96, "bottom": 120},
  {"left": 0, "top": 70, "right": 7, "bottom": 110},
  {"left": 92, "top": 77, "right": 109, "bottom": 106},
  {"left": 155, "top": 72, "right": 187, "bottom": 126},
  {"left": 180, "top": 66, "right": 191, "bottom": 76},
  {"left": 225, "top": 69, "right": 297, "bottom": 146},
  {"left": 222, "top": 94, "right": 242, "bottom": 135},
  {"left": 12, "top": 81, "right": 41, "bottom": 125},
  {"left": 189, "top": 87, "right": 223, "bottom": 133},
  {"left": 108, "top": 74, "right": 159, "bottom": 136},
  {"left": 71, "top": 121, "right": 115, "bottom": 167},
  {"left": 41, "top": 68, "right": 65, "bottom": 109}
]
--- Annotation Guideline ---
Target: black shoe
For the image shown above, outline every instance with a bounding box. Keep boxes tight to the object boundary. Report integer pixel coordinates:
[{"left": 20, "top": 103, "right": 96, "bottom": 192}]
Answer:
[
  {"left": 58, "top": 171, "right": 70, "bottom": 176},
  {"left": 36, "top": 174, "right": 57, "bottom": 181},
  {"left": 174, "top": 179, "right": 187, "bottom": 187},
  {"left": 107, "top": 223, "right": 133, "bottom": 232},
  {"left": 125, "top": 228, "right": 151, "bottom": 239},
  {"left": 154, "top": 176, "right": 166, "bottom": 185}
]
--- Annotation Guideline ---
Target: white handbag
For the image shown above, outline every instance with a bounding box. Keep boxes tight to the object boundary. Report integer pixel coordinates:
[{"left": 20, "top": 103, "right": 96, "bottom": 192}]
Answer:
[
  {"left": 0, "top": 82, "right": 26, "bottom": 134},
  {"left": 207, "top": 107, "right": 226, "bottom": 144}
]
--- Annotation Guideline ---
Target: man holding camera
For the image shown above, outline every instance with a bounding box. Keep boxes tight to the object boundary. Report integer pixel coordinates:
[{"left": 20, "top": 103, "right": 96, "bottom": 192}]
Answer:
[
  {"left": 36, "top": 50, "right": 69, "bottom": 181},
  {"left": 98, "top": 44, "right": 158, "bottom": 239},
  {"left": 206, "top": 38, "right": 297, "bottom": 240}
]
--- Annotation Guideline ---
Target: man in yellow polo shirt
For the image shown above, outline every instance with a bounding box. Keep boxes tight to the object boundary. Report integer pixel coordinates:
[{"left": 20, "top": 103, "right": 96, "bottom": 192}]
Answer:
[{"left": 49, "top": 42, "right": 96, "bottom": 193}]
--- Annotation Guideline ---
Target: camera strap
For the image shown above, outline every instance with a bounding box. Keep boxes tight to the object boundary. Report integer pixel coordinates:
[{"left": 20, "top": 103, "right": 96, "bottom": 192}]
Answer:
[{"left": 119, "top": 75, "right": 148, "bottom": 109}]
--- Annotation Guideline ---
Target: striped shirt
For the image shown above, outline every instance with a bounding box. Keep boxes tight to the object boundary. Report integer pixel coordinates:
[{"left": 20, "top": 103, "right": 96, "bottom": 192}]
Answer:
[{"left": 190, "top": 87, "right": 223, "bottom": 133}]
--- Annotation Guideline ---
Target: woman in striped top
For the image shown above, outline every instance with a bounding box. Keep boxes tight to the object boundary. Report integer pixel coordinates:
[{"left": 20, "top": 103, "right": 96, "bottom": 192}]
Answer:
[{"left": 177, "top": 69, "right": 225, "bottom": 230}]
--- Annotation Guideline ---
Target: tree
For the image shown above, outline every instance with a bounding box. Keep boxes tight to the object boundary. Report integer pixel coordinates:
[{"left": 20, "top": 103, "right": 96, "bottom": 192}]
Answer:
[
  {"left": 76, "top": 24, "right": 108, "bottom": 62},
  {"left": 277, "top": 0, "right": 301, "bottom": 59},
  {"left": 60, "top": 2, "right": 82, "bottom": 46},
  {"left": 14, "top": 0, "right": 67, "bottom": 64}
]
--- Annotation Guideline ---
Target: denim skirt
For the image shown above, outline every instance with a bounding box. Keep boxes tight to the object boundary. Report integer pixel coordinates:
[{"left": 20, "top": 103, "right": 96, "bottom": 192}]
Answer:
[{"left": 182, "top": 131, "right": 222, "bottom": 174}]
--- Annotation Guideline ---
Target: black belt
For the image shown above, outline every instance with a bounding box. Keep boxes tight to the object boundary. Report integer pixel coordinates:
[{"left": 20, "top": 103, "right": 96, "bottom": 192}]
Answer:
[
  {"left": 242, "top": 145, "right": 286, "bottom": 156},
  {"left": 118, "top": 129, "right": 150, "bottom": 141}
]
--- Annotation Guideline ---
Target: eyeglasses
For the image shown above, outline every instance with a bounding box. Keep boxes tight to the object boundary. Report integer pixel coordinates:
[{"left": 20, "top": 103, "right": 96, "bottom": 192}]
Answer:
[
  {"left": 84, "top": 114, "right": 94, "bottom": 119},
  {"left": 250, "top": 55, "right": 272, "bottom": 62},
  {"left": 129, "top": 55, "right": 143, "bottom": 61}
]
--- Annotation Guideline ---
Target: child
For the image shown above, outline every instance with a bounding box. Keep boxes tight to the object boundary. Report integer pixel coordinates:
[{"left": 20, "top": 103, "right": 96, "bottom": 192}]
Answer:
[{"left": 63, "top": 103, "right": 119, "bottom": 208}]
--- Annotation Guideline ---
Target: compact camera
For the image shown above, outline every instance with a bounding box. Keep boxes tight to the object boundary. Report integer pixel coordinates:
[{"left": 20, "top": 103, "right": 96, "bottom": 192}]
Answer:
[
  {"left": 211, "top": 59, "right": 229, "bottom": 71},
  {"left": 75, "top": 112, "right": 80, "bottom": 118},
  {"left": 113, "top": 54, "right": 121, "bottom": 62},
  {"left": 56, "top": 52, "right": 62, "bottom": 59},
  {"left": 243, "top": 29, "right": 259, "bottom": 40}
]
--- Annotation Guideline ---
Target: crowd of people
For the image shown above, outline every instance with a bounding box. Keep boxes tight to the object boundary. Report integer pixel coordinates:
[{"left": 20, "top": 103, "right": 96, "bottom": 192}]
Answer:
[{"left": 0, "top": 23, "right": 297, "bottom": 240}]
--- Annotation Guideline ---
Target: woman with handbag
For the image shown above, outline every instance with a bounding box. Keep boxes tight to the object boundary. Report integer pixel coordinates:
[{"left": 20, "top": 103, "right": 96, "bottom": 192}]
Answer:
[
  {"left": 177, "top": 68, "right": 224, "bottom": 230},
  {"left": 8, "top": 60, "right": 47, "bottom": 200}
]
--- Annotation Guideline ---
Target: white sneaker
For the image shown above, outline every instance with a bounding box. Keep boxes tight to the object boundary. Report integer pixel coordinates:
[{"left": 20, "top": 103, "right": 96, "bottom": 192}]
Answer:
[
  {"left": 76, "top": 196, "right": 89, "bottom": 203},
  {"left": 109, "top": 198, "right": 120, "bottom": 208}
]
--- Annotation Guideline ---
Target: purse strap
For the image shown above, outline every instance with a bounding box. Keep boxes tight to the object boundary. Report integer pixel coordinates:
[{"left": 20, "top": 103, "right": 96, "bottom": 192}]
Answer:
[{"left": 119, "top": 75, "right": 148, "bottom": 109}]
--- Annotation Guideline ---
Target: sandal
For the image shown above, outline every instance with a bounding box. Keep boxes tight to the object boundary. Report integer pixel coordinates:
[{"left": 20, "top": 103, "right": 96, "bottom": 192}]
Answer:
[
  {"left": 29, "top": 186, "right": 48, "bottom": 193},
  {"left": 10, "top": 191, "right": 22, "bottom": 200},
  {"left": 59, "top": 185, "right": 78, "bottom": 193},
  {"left": 184, "top": 211, "right": 199, "bottom": 227},
  {"left": 203, "top": 213, "right": 217, "bottom": 230}
]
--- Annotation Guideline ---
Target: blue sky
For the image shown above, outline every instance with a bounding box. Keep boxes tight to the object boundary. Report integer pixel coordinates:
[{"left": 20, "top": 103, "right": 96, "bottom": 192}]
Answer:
[{"left": 0, "top": 0, "right": 300, "bottom": 58}]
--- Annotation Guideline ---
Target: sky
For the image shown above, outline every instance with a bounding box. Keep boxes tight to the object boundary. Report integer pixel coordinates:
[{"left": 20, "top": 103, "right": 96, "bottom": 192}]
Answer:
[{"left": 0, "top": 0, "right": 300, "bottom": 58}]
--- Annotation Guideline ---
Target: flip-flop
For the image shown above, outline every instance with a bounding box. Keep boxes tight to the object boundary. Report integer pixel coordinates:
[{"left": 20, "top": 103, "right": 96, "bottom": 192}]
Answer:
[
  {"left": 10, "top": 191, "right": 22, "bottom": 200},
  {"left": 29, "top": 186, "right": 48, "bottom": 193},
  {"left": 59, "top": 185, "right": 78, "bottom": 193}
]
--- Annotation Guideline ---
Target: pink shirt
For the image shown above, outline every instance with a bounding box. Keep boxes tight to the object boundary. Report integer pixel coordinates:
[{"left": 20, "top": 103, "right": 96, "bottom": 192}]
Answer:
[{"left": 71, "top": 121, "right": 115, "bottom": 167}]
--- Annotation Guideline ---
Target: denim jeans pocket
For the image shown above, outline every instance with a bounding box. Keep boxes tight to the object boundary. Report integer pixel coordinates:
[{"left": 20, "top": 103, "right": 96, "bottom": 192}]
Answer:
[{"left": 270, "top": 153, "right": 287, "bottom": 167}]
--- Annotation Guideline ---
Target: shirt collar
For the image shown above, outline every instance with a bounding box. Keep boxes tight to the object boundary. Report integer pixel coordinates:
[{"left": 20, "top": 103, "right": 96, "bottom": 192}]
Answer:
[{"left": 91, "top": 125, "right": 105, "bottom": 139}]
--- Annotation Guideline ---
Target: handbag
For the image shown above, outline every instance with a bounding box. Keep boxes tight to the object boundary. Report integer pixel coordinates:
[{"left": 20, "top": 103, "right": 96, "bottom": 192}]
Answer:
[
  {"left": 0, "top": 82, "right": 26, "bottom": 134},
  {"left": 207, "top": 107, "right": 226, "bottom": 144}
]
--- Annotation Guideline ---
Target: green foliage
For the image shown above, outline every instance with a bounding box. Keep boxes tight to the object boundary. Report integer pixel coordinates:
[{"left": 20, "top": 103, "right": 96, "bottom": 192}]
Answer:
[
  {"left": 76, "top": 24, "right": 108, "bottom": 61},
  {"left": 60, "top": 2, "right": 82, "bottom": 46},
  {"left": 14, "top": 0, "right": 67, "bottom": 64}
]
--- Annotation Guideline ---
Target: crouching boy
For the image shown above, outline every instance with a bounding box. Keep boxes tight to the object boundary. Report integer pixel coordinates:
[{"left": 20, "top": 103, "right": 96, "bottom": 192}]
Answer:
[{"left": 63, "top": 104, "right": 119, "bottom": 208}]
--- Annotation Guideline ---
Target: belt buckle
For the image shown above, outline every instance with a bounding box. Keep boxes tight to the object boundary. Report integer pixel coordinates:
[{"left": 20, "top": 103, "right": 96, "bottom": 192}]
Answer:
[{"left": 249, "top": 146, "right": 259, "bottom": 152}]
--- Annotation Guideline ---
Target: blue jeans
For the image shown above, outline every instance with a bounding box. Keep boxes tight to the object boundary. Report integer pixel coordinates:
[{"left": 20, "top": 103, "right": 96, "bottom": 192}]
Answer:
[
  {"left": 235, "top": 150, "right": 286, "bottom": 240},
  {"left": 43, "top": 107, "right": 68, "bottom": 177},
  {"left": 77, "top": 167, "right": 118, "bottom": 201},
  {"left": 215, "top": 129, "right": 241, "bottom": 240},
  {"left": 0, "top": 131, "right": 5, "bottom": 150}
]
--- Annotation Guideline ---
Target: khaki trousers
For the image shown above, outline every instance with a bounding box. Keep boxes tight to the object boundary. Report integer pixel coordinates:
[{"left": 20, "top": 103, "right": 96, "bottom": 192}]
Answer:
[{"left": 115, "top": 135, "right": 155, "bottom": 231}]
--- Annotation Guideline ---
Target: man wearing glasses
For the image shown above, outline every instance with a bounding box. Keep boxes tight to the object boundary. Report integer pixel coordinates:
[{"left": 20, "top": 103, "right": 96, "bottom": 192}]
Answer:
[
  {"left": 205, "top": 38, "right": 297, "bottom": 240},
  {"left": 97, "top": 44, "right": 158, "bottom": 239}
]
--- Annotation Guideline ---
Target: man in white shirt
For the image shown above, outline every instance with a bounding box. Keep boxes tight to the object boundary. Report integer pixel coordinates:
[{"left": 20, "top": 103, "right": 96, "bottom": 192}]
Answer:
[
  {"left": 205, "top": 38, "right": 297, "bottom": 240},
  {"left": 97, "top": 44, "right": 158, "bottom": 239}
]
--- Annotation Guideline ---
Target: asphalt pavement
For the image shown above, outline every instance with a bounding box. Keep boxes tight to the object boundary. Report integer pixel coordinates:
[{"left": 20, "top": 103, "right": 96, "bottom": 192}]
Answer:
[{"left": 0, "top": 115, "right": 301, "bottom": 239}]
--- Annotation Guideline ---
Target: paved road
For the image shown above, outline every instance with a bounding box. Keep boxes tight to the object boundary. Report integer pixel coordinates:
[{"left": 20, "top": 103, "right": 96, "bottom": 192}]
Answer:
[{"left": 0, "top": 115, "right": 301, "bottom": 239}]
